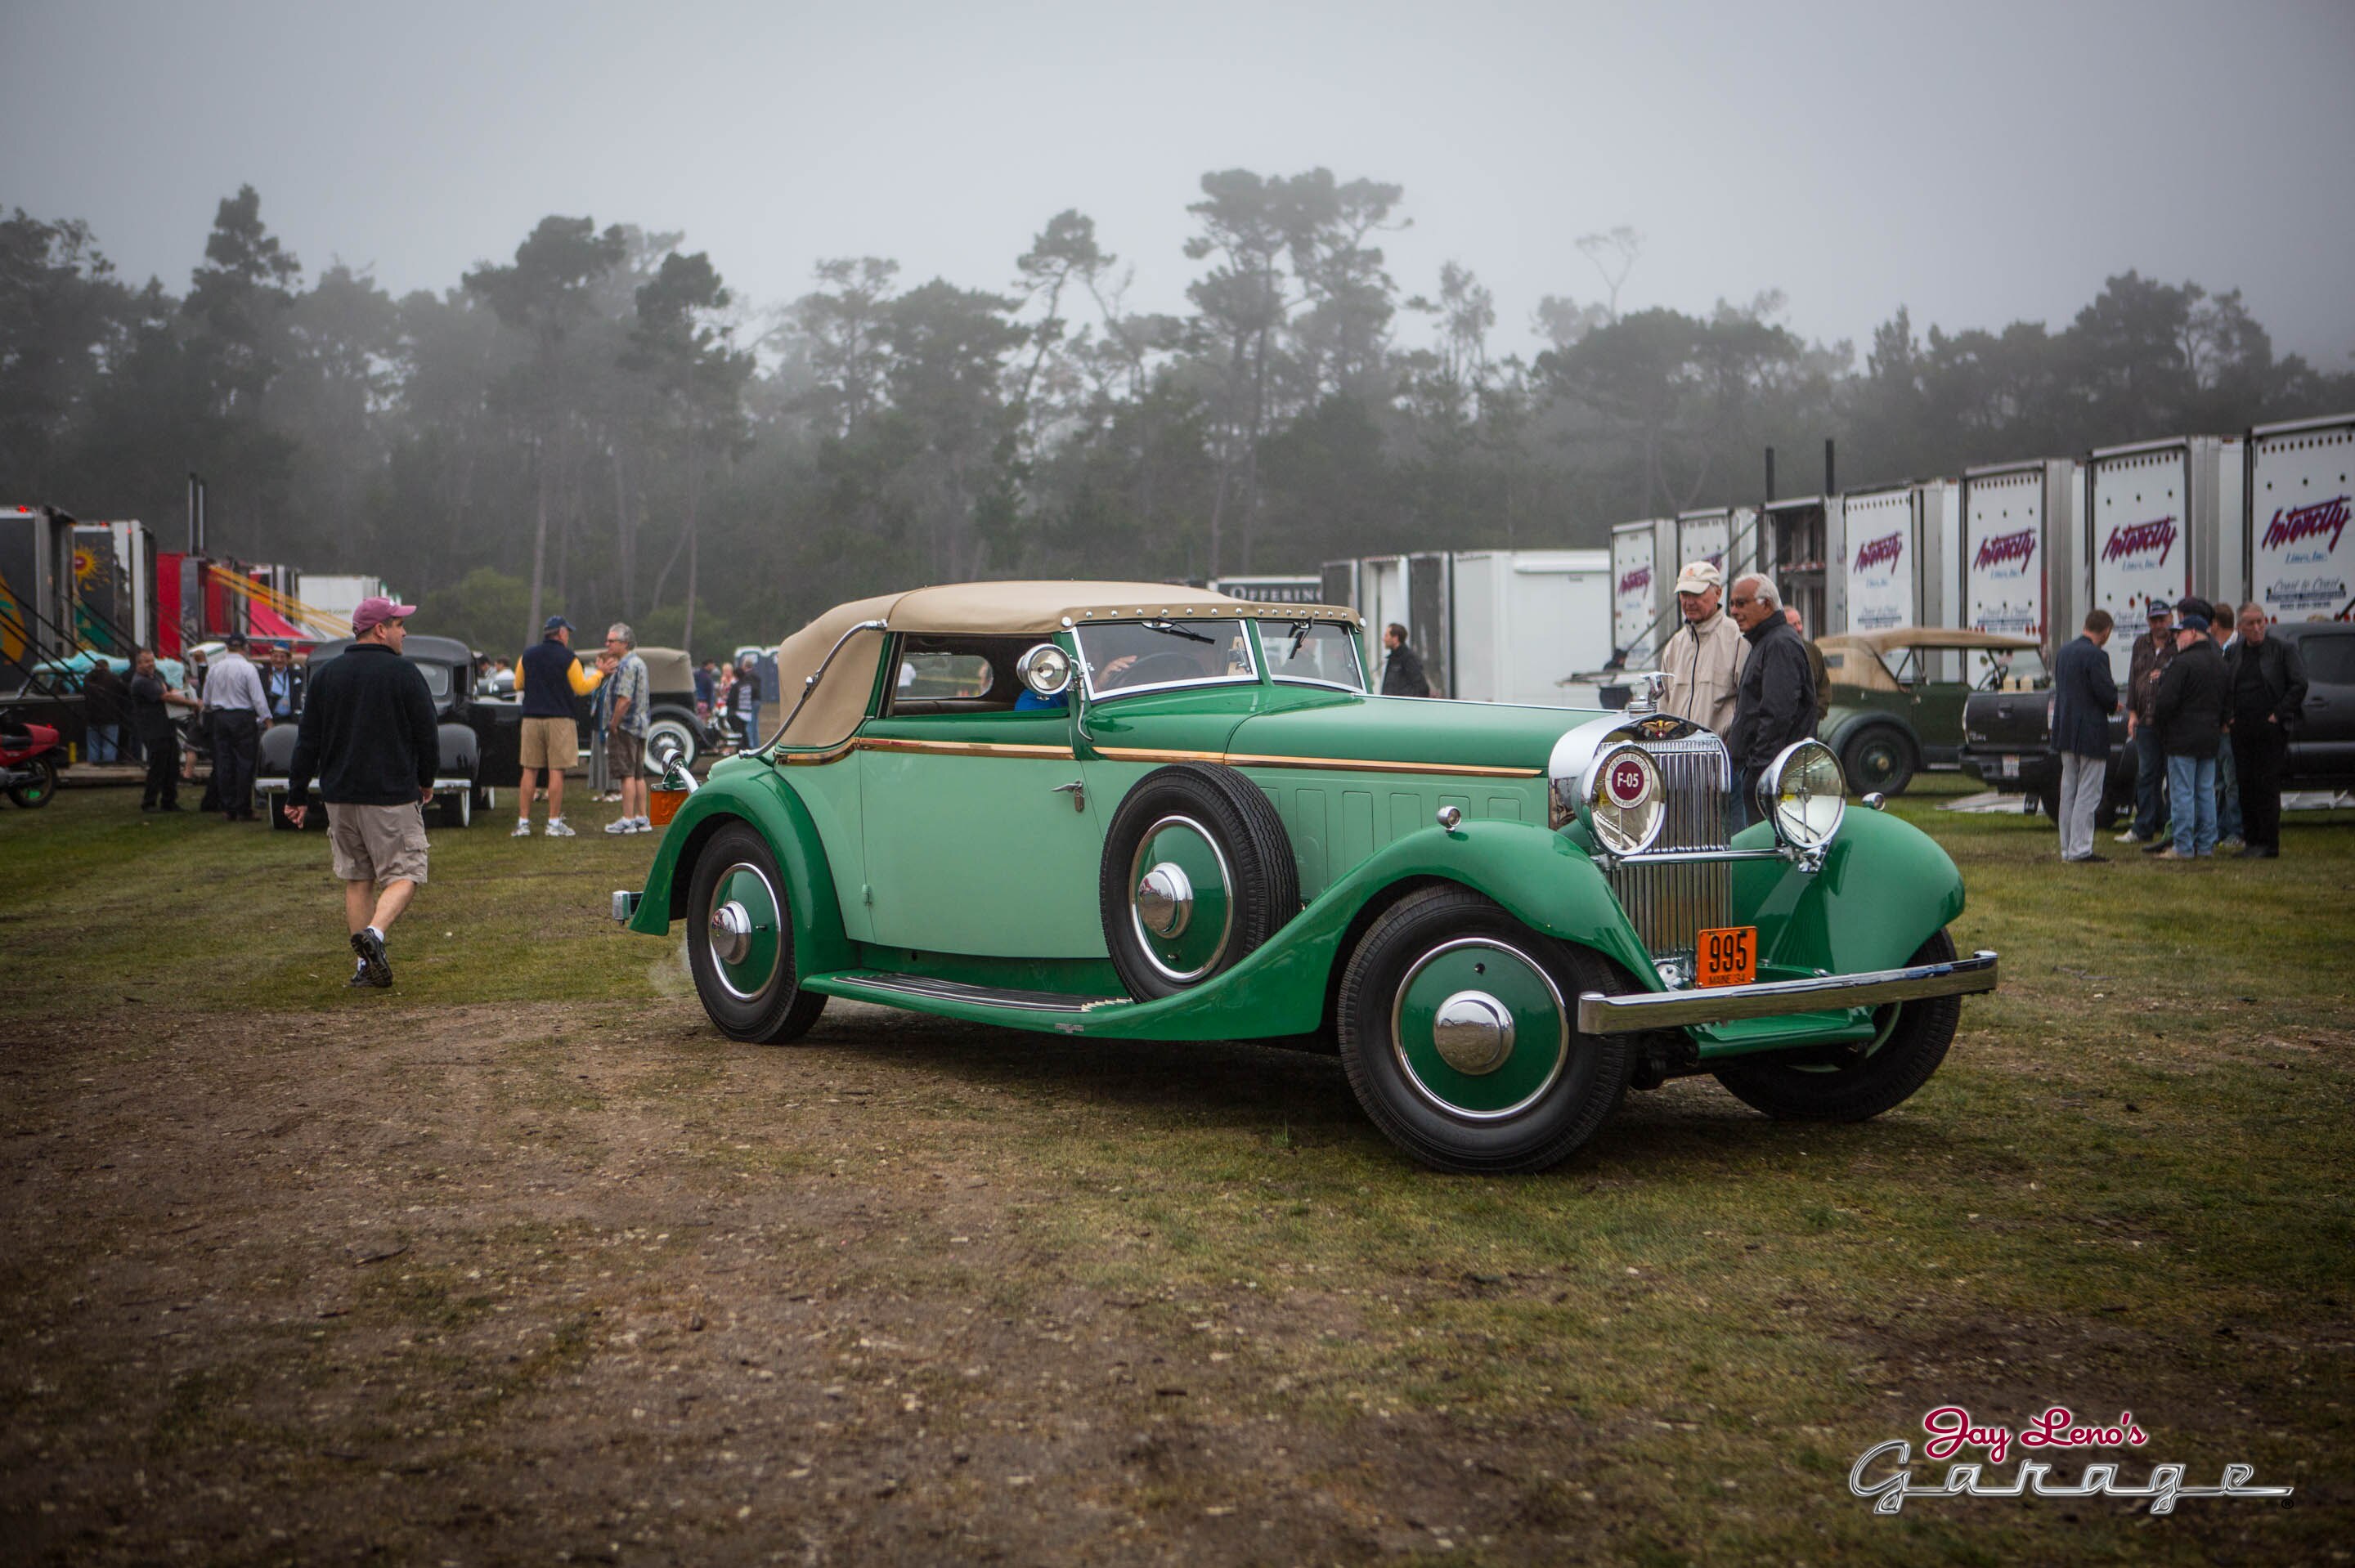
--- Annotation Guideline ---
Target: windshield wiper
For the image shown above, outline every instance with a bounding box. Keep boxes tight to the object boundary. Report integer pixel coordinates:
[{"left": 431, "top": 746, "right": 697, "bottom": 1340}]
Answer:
[
  {"left": 1138, "top": 619, "right": 1214, "bottom": 645},
  {"left": 1285, "top": 620, "right": 1310, "bottom": 660}
]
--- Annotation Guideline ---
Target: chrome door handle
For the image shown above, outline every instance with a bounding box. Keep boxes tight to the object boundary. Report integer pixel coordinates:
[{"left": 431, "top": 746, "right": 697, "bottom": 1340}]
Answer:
[{"left": 1052, "top": 781, "right": 1087, "bottom": 812}]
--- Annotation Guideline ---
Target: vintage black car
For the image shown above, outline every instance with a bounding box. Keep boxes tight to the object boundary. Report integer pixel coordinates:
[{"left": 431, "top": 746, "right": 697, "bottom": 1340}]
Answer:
[{"left": 256, "top": 634, "right": 494, "bottom": 828}]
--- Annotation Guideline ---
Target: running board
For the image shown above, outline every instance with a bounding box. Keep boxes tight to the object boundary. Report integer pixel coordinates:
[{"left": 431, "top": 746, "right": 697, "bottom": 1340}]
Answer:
[{"left": 807, "top": 971, "right": 1129, "bottom": 1015}]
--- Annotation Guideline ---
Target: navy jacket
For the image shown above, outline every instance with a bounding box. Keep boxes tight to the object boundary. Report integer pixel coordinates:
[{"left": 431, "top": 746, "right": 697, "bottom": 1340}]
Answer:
[
  {"left": 2051, "top": 635, "right": 2118, "bottom": 758},
  {"left": 518, "top": 635, "right": 587, "bottom": 720}
]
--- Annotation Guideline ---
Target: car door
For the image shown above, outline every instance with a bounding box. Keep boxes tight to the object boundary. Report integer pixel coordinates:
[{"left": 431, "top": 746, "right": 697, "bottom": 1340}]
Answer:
[{"left": 857, "top": 639, "right": 1109, "bottom": 958}]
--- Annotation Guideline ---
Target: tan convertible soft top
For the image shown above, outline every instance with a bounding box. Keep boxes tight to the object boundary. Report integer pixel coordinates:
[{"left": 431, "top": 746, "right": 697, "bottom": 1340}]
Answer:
[
  {"left": 1818, "top": 626, "right": 2041, "bottom": 694},
  {"left": 768, "top": 582, "right": 1358, "bottom": 749}
]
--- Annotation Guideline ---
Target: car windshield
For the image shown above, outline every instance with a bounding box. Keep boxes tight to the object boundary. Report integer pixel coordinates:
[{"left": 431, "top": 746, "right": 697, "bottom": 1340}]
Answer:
[
  {"left": 407, "top": 657, "right": 452, "bottom": 700},
  {"left": 1074, "top": 619, "right": 1257, "bottom": 698},
  {"left": 1256, "top": 619, "right": 1365, "bottom": 691},
  {"left": 1976, "top": 647, "right": 2048, "bottom": 690}
]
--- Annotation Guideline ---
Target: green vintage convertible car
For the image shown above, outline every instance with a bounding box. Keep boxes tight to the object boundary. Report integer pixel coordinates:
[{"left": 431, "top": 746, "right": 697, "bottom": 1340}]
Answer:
[{"left": 613, "top": 582, "right": 1997, "bottom": 1172}]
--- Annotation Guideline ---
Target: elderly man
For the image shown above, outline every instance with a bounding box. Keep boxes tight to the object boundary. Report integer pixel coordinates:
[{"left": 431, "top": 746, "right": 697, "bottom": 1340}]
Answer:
[
  {"left": 284, "top": 598, "right": 439, "bottom": 988},
  {"left": 601, "top": 623, "right": 653, "bottom": 835},
  {"left": 2118, "top": 599, "right": 2176, "bottom": 844},
  {"left": 1783, "top": 605, "right": 1830, "bottom": 728},
  {"left": 2225, "top": 603, "right": 2308, "bottom": 860},
  {"left": 1658, "top": 562, "right": 1746, "bottom": 738},
  {"left": 202, "top": 630, "right": 273, "bottom": 822},
  {"left": 2052, "top": 609, "right": 2119, "bottom": 862},
  {"left": 2148, "top": 609, "right": 2228, "bottom": 859},
  {"left": 1725, "top": 573, "right": 1817, "bottom": 830}
]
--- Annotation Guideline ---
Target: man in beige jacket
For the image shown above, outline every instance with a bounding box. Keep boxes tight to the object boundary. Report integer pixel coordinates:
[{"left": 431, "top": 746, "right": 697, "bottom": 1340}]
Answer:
[{"left": 1658, "top": 561, "right": 1747, "bottom": 738}]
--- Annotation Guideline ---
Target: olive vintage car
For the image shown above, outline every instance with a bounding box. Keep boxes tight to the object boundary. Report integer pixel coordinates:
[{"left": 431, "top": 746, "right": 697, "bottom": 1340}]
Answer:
[{"left": 613, "top": 582, "right": 1997, "bottom": 1172}]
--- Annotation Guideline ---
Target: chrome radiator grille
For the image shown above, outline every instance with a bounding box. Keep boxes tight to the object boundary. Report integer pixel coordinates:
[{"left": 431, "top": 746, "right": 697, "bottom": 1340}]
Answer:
[{"left": 1608, "top": 734, "right": 1733, "bottom": 976}]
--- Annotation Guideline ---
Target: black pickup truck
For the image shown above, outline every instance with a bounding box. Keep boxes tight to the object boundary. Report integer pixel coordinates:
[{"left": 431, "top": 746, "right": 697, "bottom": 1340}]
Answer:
[{"left": 1961, "top": 620, "right": 2355, "bottom": 817}]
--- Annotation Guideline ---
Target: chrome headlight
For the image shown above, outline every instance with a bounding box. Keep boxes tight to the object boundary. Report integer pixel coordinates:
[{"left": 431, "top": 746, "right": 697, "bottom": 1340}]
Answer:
[
  {"left": 1579, "top": 742, "right": 1666, "bottom": 856},
  {"left": 1756, "top": 740, "right": 1845, "bottom": 849}
]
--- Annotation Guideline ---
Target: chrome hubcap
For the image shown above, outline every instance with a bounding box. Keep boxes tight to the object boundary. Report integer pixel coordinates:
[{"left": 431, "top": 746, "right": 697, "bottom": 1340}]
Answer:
[
  {"left": 1431, "top": 990, "right": 1514, "bottom": 1074},
  {"left": 709, "top": 900, "right": 752, "bottom": 965},
  {"left": 1135, "top": 862, "right": 1194, "bottom": 938}
]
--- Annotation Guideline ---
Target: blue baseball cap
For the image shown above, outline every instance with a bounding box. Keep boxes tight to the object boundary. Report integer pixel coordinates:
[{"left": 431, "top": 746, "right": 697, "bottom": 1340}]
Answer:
[{"left": 543, "top": 615, "right": 572, "bottom": 633}]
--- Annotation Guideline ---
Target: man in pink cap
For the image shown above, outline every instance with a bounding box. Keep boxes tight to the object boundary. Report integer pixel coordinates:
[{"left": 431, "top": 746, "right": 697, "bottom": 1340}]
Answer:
[{"left": 284, "top": 596, "right": 439, "bottom": 989}]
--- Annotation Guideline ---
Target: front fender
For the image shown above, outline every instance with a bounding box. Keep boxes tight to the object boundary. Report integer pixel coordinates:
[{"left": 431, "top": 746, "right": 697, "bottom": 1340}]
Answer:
[
  {"left": 625, "top": 760, "right": 854, "bottom": 977},
  {"left": 1730, "top": 804, "right": 1964, "bottom": 977}
]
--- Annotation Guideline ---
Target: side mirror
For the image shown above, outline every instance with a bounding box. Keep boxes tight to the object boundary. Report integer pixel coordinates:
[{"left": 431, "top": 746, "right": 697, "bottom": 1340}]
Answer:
[{"left": 1017, "top": 643, "right": 1074, "bottom": 698}]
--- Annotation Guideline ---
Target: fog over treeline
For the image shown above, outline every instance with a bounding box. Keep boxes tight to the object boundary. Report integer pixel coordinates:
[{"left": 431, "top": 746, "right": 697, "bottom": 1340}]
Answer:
[{"left": 7, "top": 176, "right": 2353, "bottom": 653}]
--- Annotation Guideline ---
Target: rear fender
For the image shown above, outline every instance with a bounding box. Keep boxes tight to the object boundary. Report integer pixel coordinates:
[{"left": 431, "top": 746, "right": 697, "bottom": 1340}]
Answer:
[{"left": 626, "top": 762, "right": 853, "bottom": 977}]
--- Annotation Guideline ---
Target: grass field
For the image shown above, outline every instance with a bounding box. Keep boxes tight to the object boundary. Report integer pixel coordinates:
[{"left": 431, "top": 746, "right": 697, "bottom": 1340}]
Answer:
[{"left": 1, "top": 776, "right": 2349, "bottom": 1564}]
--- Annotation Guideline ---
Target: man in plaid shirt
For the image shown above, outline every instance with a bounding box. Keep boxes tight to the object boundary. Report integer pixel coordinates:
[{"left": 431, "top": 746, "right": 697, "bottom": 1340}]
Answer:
[{"left": 601, "top": 623, "right": 653, "bottom": 835}]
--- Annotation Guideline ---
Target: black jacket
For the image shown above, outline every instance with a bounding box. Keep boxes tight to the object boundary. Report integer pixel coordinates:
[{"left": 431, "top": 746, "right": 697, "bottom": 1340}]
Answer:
[
  {"left": 2223, "top": 634, "right": 2310, "bottom": 728},
  {"left": 1728, "top": 614, "right": 1817, "bottom": 771},
  {"left": 1380, "top": 643, "right": 1430, "bottom": 697},
  {"left": 2052, "top": 634, "right": 2119, "bottom": 758},
  {"left": 286, "top": 643, "right": 438, "bottom": 805},
  {"left": 2151, "top": 638, "right": 2227, "bottom": 759}
]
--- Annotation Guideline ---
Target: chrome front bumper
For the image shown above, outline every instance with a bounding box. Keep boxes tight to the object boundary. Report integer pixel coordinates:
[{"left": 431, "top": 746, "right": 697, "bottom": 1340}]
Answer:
[
  {"left": 612, "top": 889, "right": 642, "bottom": 923},
  {"left": 1576, "top": 949, "right": 1998, "bottom": 1033}
]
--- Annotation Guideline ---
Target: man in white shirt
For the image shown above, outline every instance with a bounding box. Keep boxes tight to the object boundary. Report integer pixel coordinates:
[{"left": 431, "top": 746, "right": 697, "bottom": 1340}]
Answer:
[
  {"left": 1657, "top": 562, "right": 1747, "bottom": 739},
  {"left": 201, "top": 631, "right": 274, "bottom": 822}
]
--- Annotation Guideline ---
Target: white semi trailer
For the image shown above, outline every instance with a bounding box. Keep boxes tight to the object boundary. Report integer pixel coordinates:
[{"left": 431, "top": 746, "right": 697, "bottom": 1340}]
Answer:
[
  {"left": 1958, "top": 459, "right": 2081, "bottom": 681},
  {"left": 2246, "top": 413, "right": 2353, "bottom": 625},
  {"left": 1608, "top": 517, "right": 1675, "bottom": 663},
  {"left": 2084, "top": 435, "right": 2245, "bottom": 686},
  {"left": 1760, "top": 495, "right": 1842, "bottom": 641},
  {"left": 1323, "top": 549, "right": 1612, "bottom": 705}
]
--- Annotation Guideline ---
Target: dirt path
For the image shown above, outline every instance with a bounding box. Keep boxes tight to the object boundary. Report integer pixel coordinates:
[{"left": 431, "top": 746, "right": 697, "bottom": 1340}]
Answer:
[{"left": 1, "top": 999, "right": 1589, "bottom": 1566}]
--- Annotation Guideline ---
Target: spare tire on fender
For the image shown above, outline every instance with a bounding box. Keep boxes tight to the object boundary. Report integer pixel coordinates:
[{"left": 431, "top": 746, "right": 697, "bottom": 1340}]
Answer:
[{"left": 1099, "top": 763, "right": 1299, "bottom": 1000}]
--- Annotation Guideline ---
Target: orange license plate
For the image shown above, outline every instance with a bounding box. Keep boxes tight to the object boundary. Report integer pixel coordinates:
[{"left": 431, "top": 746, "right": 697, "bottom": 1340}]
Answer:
[{"left": 1697, "top": 925, "right": 1756, "bottom": 988}]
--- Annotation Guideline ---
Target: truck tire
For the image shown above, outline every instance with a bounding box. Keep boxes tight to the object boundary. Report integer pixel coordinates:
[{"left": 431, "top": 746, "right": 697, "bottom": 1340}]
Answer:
[
  {"left": 2036, "top": 774, "right": 2061, "bottom": 821},
  {"left": 1841, "top": 727, "right": 1918, "bottom": 796},
  {"left": 1711, "top": 930, "right": 1962, "bottom": 1122},
  {"left": 1336, "top": 885, "right": 1633, "bottom": 1173},
  {"left": 1099, "top": 764, "right": 1297, "bottom": 1001}
]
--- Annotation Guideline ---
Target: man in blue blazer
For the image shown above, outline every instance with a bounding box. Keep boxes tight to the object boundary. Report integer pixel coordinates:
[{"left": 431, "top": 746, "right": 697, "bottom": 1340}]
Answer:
[{"left": 2052, "top": 608, "right": 2119, "bottom": 862}]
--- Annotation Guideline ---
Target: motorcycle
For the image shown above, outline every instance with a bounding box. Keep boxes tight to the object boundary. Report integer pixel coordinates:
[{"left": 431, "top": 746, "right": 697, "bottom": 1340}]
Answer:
[{"left": 0, "top": 718, "right": 65, "bottom": 808}]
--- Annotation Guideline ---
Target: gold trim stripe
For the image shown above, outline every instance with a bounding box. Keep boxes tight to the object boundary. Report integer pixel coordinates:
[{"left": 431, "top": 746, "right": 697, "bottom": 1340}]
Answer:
[
  {"left": 1093, "top": 745, "right": 1542, "bottom": 779},
  {"left": 775, "top": 736, "right": 1539, "bottom": 777}
]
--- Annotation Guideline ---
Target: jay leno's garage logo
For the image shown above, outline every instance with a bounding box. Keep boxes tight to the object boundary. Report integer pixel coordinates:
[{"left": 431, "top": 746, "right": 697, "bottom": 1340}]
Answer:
[
  {"left": 2102, "top": 516, "right": 2178, "bottom": 566},
  {"left": 1973, "top": 528, "right": 2038, "bottom": 576},
  {"left": 1848, "top": 1405, "right": 2292, "bottom": 1515}
]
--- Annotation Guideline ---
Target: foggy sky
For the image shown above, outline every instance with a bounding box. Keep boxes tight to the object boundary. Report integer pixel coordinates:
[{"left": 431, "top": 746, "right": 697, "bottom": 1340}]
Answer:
[{"left": 5, "top": 0, "right": 2352, "bottom": 370}]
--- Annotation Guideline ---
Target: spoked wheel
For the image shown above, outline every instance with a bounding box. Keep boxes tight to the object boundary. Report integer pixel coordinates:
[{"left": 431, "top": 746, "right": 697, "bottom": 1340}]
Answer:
[
  {"left": 1712, "top": 929, "right": 1962, "bottom": 1121},
  {"left": 645, "top": 715, "right": 700, "bottom": 773},
  {"left": 7, "top": 756, "right": 58, "bottom": 808},
  {"left": 1337, "top": 885, "right": 1633, "bottom": 1173},
  {"left": 686, "top": 822, "right": 827, "bottom": 1044}
]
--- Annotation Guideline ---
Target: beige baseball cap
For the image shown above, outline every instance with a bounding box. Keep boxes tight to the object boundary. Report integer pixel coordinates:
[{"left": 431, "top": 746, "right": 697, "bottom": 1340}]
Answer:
[{"left": 1673, "top": 561, "right": 1724, "bottom": 595}]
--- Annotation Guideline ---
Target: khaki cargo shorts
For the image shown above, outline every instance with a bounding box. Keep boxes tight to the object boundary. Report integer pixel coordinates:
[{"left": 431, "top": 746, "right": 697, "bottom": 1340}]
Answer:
[
  {"left": 325, "top": 801, "right": 430, "bottom": 886},
  {"left": 607, "top": 727, "right": 645, "bottom": 777},
  {"left": 518, "top": 715, "right": 577, "bottom": 771}
]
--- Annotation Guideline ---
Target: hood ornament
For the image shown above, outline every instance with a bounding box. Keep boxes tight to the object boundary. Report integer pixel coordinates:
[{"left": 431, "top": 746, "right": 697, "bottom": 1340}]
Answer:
[{"left": 1621, "top": 671, "right": 1668, "bottom": 715}]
